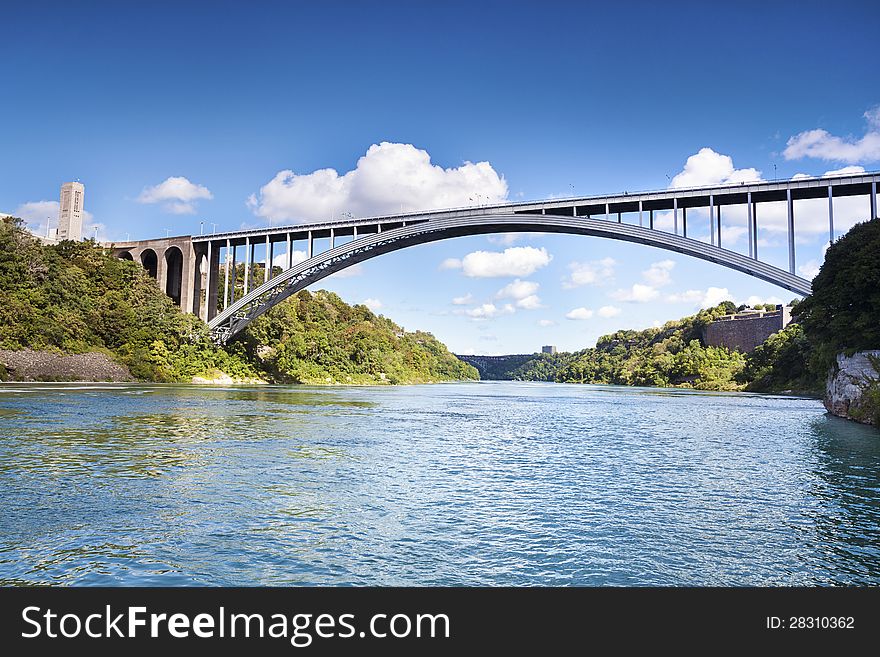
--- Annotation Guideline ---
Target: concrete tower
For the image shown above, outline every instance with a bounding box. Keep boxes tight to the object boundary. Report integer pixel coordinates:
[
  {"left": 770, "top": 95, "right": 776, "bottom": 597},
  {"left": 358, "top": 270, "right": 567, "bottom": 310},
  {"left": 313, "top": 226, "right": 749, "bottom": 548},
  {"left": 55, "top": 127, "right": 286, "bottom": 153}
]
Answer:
[{"left": 58, "top": 181, "right": 85, "bottom": 241}]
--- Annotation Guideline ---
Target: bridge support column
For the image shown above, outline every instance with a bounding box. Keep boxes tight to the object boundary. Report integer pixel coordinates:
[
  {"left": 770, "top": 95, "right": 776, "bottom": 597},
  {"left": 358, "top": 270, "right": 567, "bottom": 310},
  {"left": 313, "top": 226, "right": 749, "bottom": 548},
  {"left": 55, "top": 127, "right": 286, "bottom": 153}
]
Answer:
[
  {"left": 605, "top": 202, "right": 609, "bottom": 221},
  {"left": 709, "top": 194, "right": 715, "bottom": 246},
  {"left": 265, "top": 235, "right": 271, "bottom": 284},
  {"left": 330, "top": 228, "right": 335, "bottom": 249},
  {"left": 308, "top": 231, "right": 313, "bottom": 257},
  {"left": 673, "top": 198, "right": 678, "bottom": 235},
  {"left": 649, "top": 209, "right": 654, "bottom": 229},
  {"left": 638, "top": 201, "right": 643, "bottom": 227},
  {"left": 787, "top": 188, "right": 795, "bottom": 274},
  {"left": 752, "top": 201, "right": 759, "bottom": 260},
  {"left": 224, "top": 239, "right": 231, "bottom": 309},
  {"left": 201, "top": 240, "right": 220, "bottom": 322},
  {"left": 748, "top": 192, "right": 755, "bottom": 258},
  {"left": 682, "top": 207, "right": 687, "bottom": 238},
  {"left": 202, "top": 240, "right": 213, "bottom": 321},
  {"left": 717, "top": 205, "right": 722, "bottom": 248},
  {"left": 871, "top": 181, "right": 877, "bottom": 219},
  {"left": 244, "top": 236, "right": 251, "bottom": 296},
  {"left": 828, "top": 185, "right": 834, "bottom": 244},
  {"left": 286, "top": 233, "right": 292, "bottom": 269}
]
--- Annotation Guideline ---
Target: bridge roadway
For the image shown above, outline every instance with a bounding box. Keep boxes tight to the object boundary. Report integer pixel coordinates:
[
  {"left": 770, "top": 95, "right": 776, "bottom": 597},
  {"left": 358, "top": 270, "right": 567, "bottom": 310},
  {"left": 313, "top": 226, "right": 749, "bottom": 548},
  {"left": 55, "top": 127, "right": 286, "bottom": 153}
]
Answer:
[{"left": 109, "top": 171, "right": 879, "bottom": 343}]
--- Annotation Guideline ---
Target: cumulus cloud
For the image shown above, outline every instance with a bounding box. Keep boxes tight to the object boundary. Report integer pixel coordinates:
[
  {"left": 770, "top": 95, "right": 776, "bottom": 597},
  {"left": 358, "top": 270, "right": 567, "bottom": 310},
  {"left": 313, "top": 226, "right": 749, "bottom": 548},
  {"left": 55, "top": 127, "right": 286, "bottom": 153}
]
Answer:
[
  {"left": 562, "top": 257, "right": 615, "bottom": 288},
  {"left": 597, "top": 305, "right": 622, "bottom": 318},
  {"left": 666, "top": 286, "right": 734, "bottom": 309},
  {"left": 444, "top": 246, "right": 552, "bottom": 278},
  {"left": 452, "top": 293, "right": 474, "bottom": 305},
  {"left": 515, "top": 294, "right": 543, "bottom": 310},
  {"left": 658, "top": 149, "right": 871, "bottom": 240},
  {"left": 744, "top": 295, "right": 784, "bottom": 307},
  {"left": 272, "top": 249, "right": 309, "bottom": 269},
  {"left": 610, "top": 283, "right": 660, "bottom": 303},
  {"left": 363, "top": 298, "right": 382, "bottom": 311},
  {"left": 487, "top": 233, "right": 526, "bottom": 246},
  {"left": 783, "top": 106, "right": 880, "bottom": 163},
  {"left": 641, "top": 259, "right": 675, "bottom": 288},
  {"left": 248, "top": 142, "right": 508, "bottom": 223},
  {"left": 495, "top": 279, "right": 539, "bottom": 300},
  {"left": 670, "top": 148, "right": 761, "bottom": 189},
  {"left": 566, "top": 307, "right": 594, "bottom": 320},
  {"left": 462, "top": 303, "right": 515, "bottom": 320},
  {"left": 137, "top": 176, "right": 213, "bottom": 215},
  {"left": 609, "top": 260, "right": 676, "bottom": 303},
  {"left": 14, "top": 200, "right": 105, "bottom": 241}
]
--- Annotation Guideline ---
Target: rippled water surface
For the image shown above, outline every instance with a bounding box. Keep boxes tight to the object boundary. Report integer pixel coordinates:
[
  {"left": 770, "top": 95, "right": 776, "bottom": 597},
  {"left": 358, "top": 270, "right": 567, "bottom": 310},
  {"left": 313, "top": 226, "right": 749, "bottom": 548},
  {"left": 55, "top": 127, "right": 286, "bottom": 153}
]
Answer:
[{"left": 1, "top": 382, "right": 878, "bottom": 585}]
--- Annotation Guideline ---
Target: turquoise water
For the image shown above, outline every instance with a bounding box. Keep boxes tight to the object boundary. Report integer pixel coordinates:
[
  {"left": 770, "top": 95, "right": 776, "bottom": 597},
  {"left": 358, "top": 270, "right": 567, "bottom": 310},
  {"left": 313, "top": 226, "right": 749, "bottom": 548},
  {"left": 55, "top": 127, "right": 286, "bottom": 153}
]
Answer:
[{"left": 0, "top": 381, "right": 878, "bottom": 585}]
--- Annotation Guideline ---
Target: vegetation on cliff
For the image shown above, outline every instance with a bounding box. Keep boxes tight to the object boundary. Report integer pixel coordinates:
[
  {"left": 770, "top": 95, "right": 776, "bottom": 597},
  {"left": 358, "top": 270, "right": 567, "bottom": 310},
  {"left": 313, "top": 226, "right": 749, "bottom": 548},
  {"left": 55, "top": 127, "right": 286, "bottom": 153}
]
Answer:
[
  {"left": 0, "top": 217, "right": 476, "bottom": 384},
  {"left": 0, "top": 216, "right": 256, "bottom": 381},
  {"left": 241, "top": 289, "right": 477, "bottom": 384},
  {"left": 482, "top": 302, "right": 746, "bottom": 390}
]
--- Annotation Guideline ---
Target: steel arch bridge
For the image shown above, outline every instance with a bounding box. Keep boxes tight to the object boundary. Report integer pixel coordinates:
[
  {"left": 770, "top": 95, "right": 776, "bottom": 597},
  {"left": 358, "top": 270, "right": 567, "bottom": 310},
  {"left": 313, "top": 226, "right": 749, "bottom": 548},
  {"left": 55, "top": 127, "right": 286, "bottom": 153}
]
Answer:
[
  {"left": 207, "top": 213, "right": 812, "bottom": 343},
  {"left": 108, "top": 171, "right": 879, "bottom": 343}
]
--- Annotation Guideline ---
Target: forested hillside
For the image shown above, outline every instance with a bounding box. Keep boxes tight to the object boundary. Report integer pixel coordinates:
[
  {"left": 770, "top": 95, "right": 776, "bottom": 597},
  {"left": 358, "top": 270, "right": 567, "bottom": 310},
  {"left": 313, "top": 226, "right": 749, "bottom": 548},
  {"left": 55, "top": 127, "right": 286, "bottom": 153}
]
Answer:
[
  {"left": 0, "top": 217, "right": 477, "bottom": 384},
  {"left": 479, "top": 303, "right": 816, "bottom": 393}
]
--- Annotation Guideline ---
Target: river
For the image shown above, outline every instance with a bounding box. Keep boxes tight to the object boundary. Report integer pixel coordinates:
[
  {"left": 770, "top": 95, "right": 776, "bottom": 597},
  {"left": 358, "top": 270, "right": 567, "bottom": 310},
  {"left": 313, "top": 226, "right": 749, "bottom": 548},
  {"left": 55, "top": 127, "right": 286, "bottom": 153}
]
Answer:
[{"left": 0, "top": 381, "right": 878, "bottom": 586}]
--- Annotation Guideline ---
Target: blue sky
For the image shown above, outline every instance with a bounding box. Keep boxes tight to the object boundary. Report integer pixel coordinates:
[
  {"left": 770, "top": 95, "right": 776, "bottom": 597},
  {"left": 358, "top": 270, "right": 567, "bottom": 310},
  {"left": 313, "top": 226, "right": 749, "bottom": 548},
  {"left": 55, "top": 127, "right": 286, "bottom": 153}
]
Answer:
[{"left": 2, "top": 1, "right": 878, "bottom": 354}]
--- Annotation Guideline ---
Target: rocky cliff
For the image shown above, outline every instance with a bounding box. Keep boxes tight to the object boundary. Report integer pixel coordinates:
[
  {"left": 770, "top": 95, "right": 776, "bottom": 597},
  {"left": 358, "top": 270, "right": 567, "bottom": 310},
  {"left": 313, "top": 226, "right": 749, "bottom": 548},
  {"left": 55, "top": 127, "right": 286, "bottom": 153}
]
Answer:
[{"left": 825, "top": 351, "right": 880, "bottom": 425}]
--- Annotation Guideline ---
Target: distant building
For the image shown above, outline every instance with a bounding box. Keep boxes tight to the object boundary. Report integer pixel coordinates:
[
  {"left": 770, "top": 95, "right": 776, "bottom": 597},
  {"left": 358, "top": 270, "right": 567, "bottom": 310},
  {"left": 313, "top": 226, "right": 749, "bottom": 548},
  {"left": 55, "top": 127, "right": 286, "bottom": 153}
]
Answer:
[
  {"left": 541, "top": 345, "right": 557, "bottom": 355},
  {"left": 57, "top": 181, "right": 85, "bottom": 241},
  {"left": 702, "top": 305, "right": 793, "bottom": 353}
]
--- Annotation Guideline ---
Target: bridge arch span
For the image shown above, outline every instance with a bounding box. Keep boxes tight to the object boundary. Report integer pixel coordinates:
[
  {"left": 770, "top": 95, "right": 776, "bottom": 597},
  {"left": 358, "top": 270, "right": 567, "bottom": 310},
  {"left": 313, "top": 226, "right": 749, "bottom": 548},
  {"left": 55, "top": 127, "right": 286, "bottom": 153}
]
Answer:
[
  {"left": 140, "top": 249, "right": 158, "bottom": 279},
  {"left": 164, "top": 246, "right": 184, "bottom": 306},
  {"left": 207, "top": 213, "right": 812, "bottom": 343}
]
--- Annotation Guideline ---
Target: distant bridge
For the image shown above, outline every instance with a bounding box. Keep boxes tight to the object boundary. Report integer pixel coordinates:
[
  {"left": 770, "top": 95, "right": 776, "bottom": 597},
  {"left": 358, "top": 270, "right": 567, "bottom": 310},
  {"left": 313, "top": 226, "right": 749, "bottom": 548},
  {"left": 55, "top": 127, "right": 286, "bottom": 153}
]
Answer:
[{"left": 110, "top": 172, "right": 879, "bottom": 343}]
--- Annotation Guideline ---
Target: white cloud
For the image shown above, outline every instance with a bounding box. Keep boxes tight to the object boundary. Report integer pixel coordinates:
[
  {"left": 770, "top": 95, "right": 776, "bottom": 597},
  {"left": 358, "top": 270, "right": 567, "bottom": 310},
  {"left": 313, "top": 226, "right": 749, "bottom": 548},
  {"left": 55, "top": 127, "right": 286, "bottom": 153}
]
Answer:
[
  {"left": 597, "top": 305, "right": 621, "bottom": 318},
  {"left": 562, "top": 257, "right": 616, "bottom": 288},
  {"left": 487, "top": 233, "right": 525, "bottom": 246},
  {"left": 14, "top": 200, "right": 105, "bottom": 241},
  {"left": 537, "top": 319, "right": 556, "bottom": 327},
  {"left": 641, "top": 259, "right": 675, "bottom": 287},
  {"left": 248, "top": 141, "right": 508, "bottom": 223},
  {"left": 462, "top": 303, "right": 515, "bottom": 320},
  {"left": 452, "top": 293, "right": 474, "bottom": 305},
  {"left": 566, "top": 307, "right": 594, "bottom": 320},
  {"left": 363, "top": 298, "right": 382, "bottom": 311},
  {"left": 272, "top": 249, "right": 308, "bottom": 268},
  {"left": 610, "top": 283, "right": 660, "bottom": 303},
  {"left": 137, "top": 176, "right": 213, "bottom": 215},
  {"left": 515, "top": 294, "right": 542, "bottom": 310},
  {"left": 666, "top": 287, "right": 734, "bottom": 309},
  {"left": 670, "top": 148, "right": 761, "bottom": 188},
  {"left": 783, "top": 106, "right": 880, "bottom": 163},
  {"left": 453, "top": 246, "right": 552, "bottom": 278},
  {"left": 663, "top": 148, "right": 871, "bottom": 238},
  {"left": 607, "top": 259, "right": 677, "bottom": 303},
  {"left": 797, "top": 260, "right": 821, "bottom": 279},
  {"left": 824, "top": 165, "right": 867, "bottom": 176},
  {"left": 495, "top": 278, "right": 539, "bottom": 300},
  {"left": 744, "top": 295, "right": 784, "bottom": 307}
]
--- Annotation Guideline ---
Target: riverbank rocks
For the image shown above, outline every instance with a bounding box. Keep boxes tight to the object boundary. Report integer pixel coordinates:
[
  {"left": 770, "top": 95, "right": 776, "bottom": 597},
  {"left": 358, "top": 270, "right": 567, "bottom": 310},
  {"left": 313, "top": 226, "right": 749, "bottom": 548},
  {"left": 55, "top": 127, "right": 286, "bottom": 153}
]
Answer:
[
  {"left": 825, "top": 351, "right": 880, "bottom": 425},
  {"left": 0, "top": 349, "right": 134, "bottom": 382}
]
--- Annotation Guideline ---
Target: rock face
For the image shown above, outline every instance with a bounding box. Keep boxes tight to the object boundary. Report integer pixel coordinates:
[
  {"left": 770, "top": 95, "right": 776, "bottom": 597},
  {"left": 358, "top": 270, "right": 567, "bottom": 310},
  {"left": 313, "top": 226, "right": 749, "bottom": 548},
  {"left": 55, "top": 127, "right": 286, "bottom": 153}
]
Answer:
[
  {"left": 0, "top": 349, "right": 134, "bottom": 382},
  {"left": 824, "top": 351, "right": 880, "bottom": 425}
]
